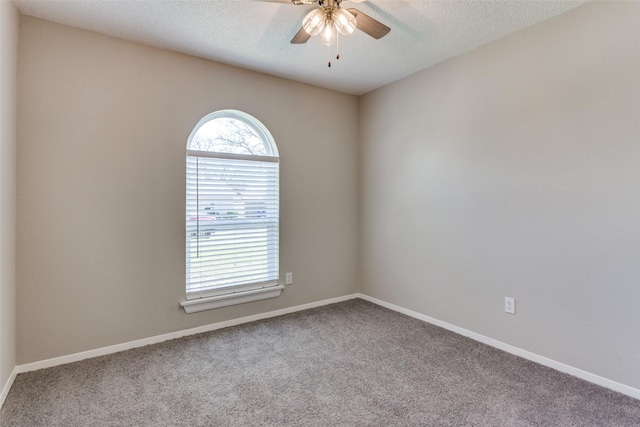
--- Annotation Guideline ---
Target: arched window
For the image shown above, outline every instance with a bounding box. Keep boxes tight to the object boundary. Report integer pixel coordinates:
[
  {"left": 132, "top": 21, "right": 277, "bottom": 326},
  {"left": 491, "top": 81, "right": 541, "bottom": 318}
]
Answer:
[{"left": 181, "top": 110, "right": 281, "bottom": 313}]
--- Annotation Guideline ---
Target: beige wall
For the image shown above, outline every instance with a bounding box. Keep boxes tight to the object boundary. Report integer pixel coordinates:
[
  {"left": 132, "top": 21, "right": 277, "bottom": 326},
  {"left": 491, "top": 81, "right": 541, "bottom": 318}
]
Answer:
[
  {"left": 359, "top": 1, "right": 640, "bottom": 389},
  {"left": 16, "top": 17, "right": 359, "bottom": 364},
  {"left": 0, "top": 0, "right": 18, "bottom": 392}
]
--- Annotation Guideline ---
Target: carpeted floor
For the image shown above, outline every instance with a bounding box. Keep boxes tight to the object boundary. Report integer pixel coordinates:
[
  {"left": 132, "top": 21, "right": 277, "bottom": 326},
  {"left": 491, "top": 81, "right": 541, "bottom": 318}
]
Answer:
[{"left": 1, "top": 299, "right": 639, "bottom": 426}]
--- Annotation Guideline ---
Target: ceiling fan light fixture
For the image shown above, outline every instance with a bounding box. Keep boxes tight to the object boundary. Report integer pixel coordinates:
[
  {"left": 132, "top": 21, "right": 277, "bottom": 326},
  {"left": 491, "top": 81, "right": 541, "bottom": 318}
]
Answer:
[
  {"left": 291, "top": 2, "right": 390, "bottom": 67},
  {"left": 321, "top": 23, "right": 337, "bottom": 45},
  {"left": 302, "top": 8, "right": 326, "bottom": 36},
  {"left": 333, "top": 8, "right": 356, "bottom": 36}
]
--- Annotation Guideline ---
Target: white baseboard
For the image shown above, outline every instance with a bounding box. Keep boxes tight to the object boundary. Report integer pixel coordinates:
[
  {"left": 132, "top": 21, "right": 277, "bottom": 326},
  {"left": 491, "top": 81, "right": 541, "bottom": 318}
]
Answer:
[
  {"left": 16, "top": 293, "right": 359, "bottom": 375},
  {"left": 356, "top": 293, "right": 640, "bottom": 401},
  {"left": 0, "top": 367, "right": 17, "bottom": 409},
  {"left": 9, "top": 292, "right": 638, "bottom": 405}
]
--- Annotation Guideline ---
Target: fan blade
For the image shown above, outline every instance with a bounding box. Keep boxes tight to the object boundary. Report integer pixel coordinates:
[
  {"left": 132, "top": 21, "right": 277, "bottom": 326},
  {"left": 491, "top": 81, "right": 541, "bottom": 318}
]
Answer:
[
  {"left": 291, "top": 27, "right": 311, "bottom": 44},
  {"left": 347, "top": 8, "right": 390, "bottom": 39}
]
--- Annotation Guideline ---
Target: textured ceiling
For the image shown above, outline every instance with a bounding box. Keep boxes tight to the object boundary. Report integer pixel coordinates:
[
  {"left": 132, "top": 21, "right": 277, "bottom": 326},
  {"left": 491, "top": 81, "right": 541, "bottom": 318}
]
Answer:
[{"left": 14, "top": 0, "right": 589, "bottom": 95}]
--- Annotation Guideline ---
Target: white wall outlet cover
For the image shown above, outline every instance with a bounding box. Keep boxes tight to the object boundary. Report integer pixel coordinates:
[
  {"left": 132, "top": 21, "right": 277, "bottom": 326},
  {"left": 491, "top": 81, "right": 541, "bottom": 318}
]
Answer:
[
  {"left": 285, "top": 272, "right": 293, "bottom": 285},
  {"left": 505, "top": 297, "right": 516, "bottom": 314}
]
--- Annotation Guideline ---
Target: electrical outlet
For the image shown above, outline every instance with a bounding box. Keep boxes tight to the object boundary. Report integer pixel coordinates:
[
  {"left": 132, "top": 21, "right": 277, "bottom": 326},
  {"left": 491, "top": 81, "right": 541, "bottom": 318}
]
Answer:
[
  {"left": 505, "top": 297, "right": 516, "bottom": 314},
  {"left": 285, "top": 272, "right": 293, "bottom": 285}
]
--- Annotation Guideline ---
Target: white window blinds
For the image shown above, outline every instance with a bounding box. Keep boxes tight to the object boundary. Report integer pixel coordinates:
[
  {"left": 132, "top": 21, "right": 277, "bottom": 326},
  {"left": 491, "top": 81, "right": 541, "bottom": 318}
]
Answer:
[{"left": 186, "top": 152, "right": 279, "bottom": 299}]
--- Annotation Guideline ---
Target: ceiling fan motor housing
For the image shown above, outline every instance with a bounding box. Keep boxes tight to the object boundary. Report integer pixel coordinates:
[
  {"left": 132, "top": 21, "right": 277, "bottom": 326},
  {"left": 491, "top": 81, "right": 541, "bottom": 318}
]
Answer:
[
  {"left": 321, "top": 0, "right": 342, "bottom": 7},
  {"left": 292, "top": 0, "right": 342, "bottom": 6}
]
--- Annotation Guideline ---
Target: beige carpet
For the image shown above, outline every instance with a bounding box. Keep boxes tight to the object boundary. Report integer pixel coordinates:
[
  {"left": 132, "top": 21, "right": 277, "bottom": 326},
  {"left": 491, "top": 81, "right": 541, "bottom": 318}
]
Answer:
[{"left": 1, "top": 299, "right": 639, "bottom": 426}]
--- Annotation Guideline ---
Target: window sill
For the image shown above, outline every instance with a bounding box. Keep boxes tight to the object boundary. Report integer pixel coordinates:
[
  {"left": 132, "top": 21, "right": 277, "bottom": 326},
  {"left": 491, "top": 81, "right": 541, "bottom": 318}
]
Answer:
[{"left": 180, "top": 285, "right": 285, "bottom": 313}]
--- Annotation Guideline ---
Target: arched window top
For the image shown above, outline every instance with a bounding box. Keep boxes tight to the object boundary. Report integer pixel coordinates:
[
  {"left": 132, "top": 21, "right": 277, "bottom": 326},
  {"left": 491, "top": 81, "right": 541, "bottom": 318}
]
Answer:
[{"left": 187, "top": 110, "right": 278, "bottom": 158}]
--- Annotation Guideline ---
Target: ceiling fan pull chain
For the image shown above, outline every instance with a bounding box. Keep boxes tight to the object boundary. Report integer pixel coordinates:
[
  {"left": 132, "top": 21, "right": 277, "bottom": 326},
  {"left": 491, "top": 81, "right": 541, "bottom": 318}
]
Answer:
[
  {"left": 328, "top": 39, "right": 332, "bottom": 67},
  {"left": 336, "top": 31, "right": 340, "bottom": 60}
]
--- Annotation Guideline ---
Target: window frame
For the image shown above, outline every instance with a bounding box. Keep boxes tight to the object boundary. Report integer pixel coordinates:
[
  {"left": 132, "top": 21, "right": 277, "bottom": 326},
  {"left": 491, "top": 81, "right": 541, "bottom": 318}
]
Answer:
[{"left": 180, "top": 110, "right": 282, "bottom": 313}]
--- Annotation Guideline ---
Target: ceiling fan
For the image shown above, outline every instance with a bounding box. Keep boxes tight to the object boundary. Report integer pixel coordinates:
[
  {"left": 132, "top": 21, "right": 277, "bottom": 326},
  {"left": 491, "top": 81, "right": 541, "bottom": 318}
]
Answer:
[{"left": 280, "top": 0, "right": 391, "bottom": 67}]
